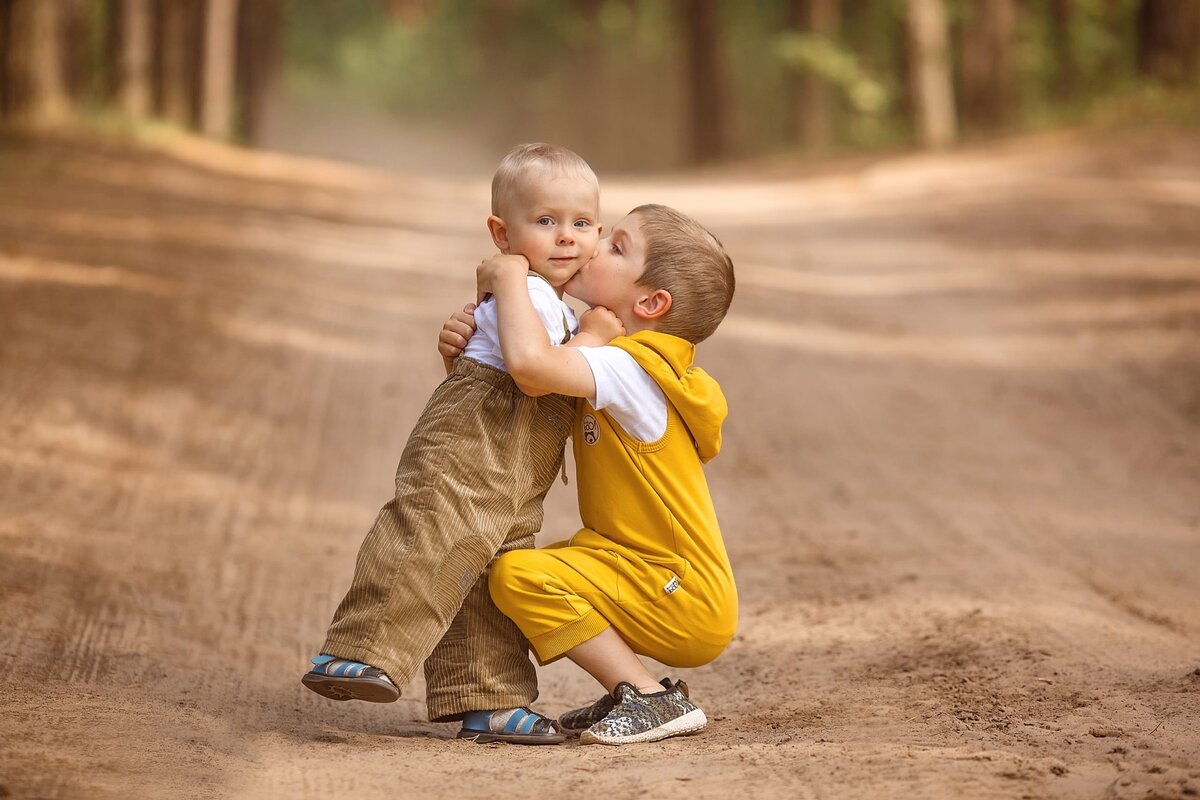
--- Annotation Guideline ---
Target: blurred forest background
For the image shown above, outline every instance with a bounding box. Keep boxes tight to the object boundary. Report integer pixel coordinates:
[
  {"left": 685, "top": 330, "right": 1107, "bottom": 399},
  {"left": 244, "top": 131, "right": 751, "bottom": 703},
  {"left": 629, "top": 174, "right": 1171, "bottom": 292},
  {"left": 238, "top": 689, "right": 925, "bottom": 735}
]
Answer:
[
  {"left": 3, "top": 4, "right": 1200, "bottom": 799},
  {"left": 2, "top": 0, "right": 1199, "bottom": 171}
]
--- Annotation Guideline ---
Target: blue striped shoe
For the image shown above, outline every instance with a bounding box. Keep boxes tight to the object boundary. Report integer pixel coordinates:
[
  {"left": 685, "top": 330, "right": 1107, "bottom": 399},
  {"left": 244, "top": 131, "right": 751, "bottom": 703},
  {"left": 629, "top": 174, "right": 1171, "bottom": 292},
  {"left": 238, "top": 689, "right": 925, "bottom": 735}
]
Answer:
[
  {"left": 301, "top": 654, "right": 400, "bottom": 703},
  {"left": 457, "top": 707, "right": 566, "bottom": 745}
]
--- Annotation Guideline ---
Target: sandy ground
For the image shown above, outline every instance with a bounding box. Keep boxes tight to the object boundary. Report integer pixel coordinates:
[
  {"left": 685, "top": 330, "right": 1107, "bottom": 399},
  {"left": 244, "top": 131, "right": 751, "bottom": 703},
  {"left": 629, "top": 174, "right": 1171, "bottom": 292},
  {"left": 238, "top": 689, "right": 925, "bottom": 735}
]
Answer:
[{"left": 0, "top": 127, "right": 1198, "bottom": 799}]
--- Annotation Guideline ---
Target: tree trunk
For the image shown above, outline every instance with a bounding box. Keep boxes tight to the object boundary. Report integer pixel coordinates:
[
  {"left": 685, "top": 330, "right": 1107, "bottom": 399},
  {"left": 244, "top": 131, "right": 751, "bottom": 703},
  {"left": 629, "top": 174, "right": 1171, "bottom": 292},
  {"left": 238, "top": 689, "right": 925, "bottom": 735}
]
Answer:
[
  {"left": 159, "top": 0, "right": 195, "bottom": 126},
  {"left": 1137, "top": 0, "right": 1200, "bottom": 84},
  {"left": 5, "top": 0, "right": 70, "bottom": 124},
  {"left": 1099, "top": 0, "right": 1124, "bottom": 81},
  {"left": 1048, "top": 0, "right": 1077, "bottom": 100},
  {"left": 0, "top": 0, "right": 14, "bottom": 118},
  {"left": 200, "top": 0, "right": 238, "bottom": 139},
  {"left": 117, "top": 0, "right": 152, "bottom": 118},
  {"left": 235, "top": 0, "right": 282, "bottom": 144},
  {"left": 577, "top": 0, "right": 607, "bottom": 162},
  {"left": 905, "top": 0, "right": 955, "bottom": 148},
  {"left": 960, "top": 0, "right": 1016, "bottom": 129},
  {"left": 60, "top": 0, "right": 90, "bottom": 105},
  {"left": 384, "top": 0, "right": 437, "bottom": 26},
  {"left": 680, "top": 0, "right": 724, "bottom": 163},
  {"left": 790, "top": 0, "right": 839, "bottom": 154}
]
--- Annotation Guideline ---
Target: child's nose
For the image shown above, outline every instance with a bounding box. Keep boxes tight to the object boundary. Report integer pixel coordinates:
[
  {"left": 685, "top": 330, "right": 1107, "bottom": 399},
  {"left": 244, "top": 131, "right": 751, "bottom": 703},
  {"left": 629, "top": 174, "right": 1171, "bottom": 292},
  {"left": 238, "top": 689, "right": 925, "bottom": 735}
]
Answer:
[{"left": 557, "top": 227, "right": 575, "bottom": 245}]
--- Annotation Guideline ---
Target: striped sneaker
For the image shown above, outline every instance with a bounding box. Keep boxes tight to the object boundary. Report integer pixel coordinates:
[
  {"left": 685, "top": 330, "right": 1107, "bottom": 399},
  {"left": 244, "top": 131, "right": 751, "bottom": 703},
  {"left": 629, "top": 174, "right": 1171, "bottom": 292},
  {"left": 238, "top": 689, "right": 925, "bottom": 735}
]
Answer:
[
  {"left": 301, "top": 654, "right": 399, "bottom": 703},
  {"left": 579, "top": 680, "right": 707, "bottom": 745},
  {"left": 559, "top": 677, "right": 680, "bottom": 734}
]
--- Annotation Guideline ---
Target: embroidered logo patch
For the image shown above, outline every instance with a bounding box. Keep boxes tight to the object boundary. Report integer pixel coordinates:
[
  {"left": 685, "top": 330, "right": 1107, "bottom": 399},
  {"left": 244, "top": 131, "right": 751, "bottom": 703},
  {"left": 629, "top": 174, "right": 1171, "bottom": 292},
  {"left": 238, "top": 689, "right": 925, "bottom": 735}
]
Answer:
[
  {"left": 582, "top": 413, "right": 600, "bottom": 446},
  {"left": 663, "top": 576, "right": 680, "bottom": 595}
]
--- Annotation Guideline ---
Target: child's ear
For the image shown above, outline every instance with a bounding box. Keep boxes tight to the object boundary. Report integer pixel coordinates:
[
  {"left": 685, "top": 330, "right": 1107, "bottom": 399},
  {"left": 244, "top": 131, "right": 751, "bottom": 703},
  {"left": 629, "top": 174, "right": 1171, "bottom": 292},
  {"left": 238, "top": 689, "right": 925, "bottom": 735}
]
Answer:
[
  {"left": 487, "top": 216, "right": 510, "bottom": 252},
  {"left": 633, "top": 289, "right": 672, "bottom": 322}
]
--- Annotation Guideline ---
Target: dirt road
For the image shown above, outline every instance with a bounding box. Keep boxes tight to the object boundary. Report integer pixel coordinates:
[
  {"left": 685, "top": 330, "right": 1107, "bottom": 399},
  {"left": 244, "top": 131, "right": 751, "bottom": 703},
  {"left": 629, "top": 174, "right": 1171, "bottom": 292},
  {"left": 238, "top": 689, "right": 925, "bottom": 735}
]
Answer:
[{"left": 1, "top": 128, "right": 1198, "bottom": 799}]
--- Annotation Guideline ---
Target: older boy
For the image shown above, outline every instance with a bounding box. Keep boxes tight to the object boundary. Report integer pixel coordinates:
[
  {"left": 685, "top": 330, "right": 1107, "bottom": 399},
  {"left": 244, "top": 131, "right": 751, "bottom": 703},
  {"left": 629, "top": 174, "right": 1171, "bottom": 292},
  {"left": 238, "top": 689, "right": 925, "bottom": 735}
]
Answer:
[
  {"left": 302, "top": 144, "right": 620, "bottom": 744},
  {"left": 473, "top": 204, "right": 738, "bottom": 745}
]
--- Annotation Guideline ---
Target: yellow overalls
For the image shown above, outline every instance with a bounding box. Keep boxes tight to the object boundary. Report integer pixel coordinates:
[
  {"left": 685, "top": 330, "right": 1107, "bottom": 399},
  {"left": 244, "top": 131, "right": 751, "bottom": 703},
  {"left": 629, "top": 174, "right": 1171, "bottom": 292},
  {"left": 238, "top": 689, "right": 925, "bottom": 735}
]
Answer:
[{"left": 489, "top": 331, "right": 738, "bottom": 667}]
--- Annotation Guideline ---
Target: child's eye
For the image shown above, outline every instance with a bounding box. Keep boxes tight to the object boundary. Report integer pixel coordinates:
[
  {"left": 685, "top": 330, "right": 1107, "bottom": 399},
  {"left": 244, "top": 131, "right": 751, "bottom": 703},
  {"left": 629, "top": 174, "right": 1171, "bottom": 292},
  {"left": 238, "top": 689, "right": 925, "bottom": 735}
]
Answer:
[
  {"left": 574, "top": 219, "right": 591, "bottom": 228},
  {"left": 537, "top": 217, "right": 554, "bottom": 226}
]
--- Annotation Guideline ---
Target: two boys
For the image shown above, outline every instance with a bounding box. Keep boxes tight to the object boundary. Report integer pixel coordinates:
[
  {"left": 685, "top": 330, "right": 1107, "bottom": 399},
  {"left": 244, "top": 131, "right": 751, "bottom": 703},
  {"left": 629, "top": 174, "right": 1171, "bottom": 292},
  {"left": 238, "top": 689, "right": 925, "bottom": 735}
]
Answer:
[
  {"left": 475, "top": 203, "right": 738, "bottom": 744},
  {"left": 305, "top": 143, "right": 737, "bottom": 746}
]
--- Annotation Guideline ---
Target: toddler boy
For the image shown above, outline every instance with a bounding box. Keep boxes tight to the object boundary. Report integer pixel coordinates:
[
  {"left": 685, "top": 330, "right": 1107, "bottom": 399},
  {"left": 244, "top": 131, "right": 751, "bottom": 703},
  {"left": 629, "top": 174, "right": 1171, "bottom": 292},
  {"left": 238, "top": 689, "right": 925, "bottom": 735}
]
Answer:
[{"left": 302, "top": 144, "right": 618, "bottom": 744}]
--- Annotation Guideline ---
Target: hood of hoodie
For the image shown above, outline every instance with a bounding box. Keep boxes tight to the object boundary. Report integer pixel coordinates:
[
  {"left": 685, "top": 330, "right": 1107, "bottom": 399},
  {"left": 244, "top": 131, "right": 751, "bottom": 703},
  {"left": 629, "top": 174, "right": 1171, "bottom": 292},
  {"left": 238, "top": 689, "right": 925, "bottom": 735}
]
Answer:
[{"left": 609, "top": 331, "right": 727, "bottom": 463}]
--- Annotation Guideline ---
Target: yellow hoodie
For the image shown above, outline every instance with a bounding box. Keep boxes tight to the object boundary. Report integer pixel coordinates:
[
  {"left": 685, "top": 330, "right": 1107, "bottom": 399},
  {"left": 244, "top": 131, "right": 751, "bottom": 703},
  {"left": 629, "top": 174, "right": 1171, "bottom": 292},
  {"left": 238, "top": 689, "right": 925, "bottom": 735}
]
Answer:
[{"left": 569, "top": 330, "right": 738, "bottom": 655}]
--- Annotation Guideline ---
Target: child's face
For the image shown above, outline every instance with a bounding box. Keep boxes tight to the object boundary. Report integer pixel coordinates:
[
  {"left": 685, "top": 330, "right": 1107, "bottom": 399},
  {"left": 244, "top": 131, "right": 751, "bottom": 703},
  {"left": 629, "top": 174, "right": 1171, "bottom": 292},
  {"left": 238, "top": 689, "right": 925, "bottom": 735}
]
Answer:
[
  {"left": 564, "top": 213, "right": 648, "bottom": 314},
  {"left": 496, "top": 171, "right": 600, "bottom": 289}
]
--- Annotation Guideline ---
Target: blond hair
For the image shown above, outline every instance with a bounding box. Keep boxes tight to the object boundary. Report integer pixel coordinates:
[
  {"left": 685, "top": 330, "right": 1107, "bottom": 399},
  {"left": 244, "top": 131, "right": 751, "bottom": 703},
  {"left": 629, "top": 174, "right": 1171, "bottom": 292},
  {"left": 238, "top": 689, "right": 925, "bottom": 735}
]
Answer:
[
  {"left": 632, "top": 204, "right": 735, "bottom": 344},
  {"left": 491, "top": 143, "right": 599, "bottom": 217}
]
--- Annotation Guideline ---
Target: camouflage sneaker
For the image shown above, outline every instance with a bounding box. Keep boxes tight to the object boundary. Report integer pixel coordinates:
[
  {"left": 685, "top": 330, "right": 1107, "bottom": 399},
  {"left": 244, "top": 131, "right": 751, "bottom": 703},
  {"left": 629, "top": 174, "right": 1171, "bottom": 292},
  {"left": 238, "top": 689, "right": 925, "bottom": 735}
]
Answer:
[
  {"left": 559, "top": 677, "right": 681, "bottom": 734},
  {"left": 579, "top": 680, "right": 707, "bottom": 745}
]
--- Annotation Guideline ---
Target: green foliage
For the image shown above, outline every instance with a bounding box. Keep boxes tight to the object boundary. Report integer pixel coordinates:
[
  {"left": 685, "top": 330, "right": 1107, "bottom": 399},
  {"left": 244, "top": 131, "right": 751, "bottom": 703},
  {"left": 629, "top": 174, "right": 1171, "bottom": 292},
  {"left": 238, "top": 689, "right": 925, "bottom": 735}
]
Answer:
[
  {"left": 284, "top": 0, "right": 679, "bottom": 116},
  {"left": 280, "top": 0, "right": 1197, "bottom": 165},
  {"left": 341, "top": 14, "right": 478, "bottom": 110},
  {"left": 1016, "top": 0, "right": 1149, "bottom": 129},
  {"left": 775, "top": 32, "right": 888, "bottom": 113},
  {"left": 286, "top": 0, "right": 389, "bottom": 75}
]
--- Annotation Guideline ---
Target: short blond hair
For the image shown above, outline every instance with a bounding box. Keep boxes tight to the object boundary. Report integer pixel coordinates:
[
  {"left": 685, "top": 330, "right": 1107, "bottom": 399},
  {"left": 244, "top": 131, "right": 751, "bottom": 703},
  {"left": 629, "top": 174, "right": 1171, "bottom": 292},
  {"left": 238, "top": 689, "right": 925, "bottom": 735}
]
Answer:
[
  {"left": 632, "top": 204, "right": 735, "bottom": 344},
  {"left": 491, "top": 143, "right": 599, "bottom": 217}
]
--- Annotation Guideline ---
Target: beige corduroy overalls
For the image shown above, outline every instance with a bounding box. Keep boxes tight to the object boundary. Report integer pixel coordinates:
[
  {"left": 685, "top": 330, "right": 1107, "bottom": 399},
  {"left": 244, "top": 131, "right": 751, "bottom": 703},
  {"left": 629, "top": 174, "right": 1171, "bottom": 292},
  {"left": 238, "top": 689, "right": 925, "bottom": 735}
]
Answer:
[{"left": 321, "top": 330, "right": 573, "bottom": 721}]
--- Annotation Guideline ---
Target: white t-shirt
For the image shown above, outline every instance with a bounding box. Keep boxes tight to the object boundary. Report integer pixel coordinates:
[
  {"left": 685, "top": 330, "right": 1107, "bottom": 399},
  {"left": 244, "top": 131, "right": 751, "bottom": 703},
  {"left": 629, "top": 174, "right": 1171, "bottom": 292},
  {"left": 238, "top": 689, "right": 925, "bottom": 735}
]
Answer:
[
  {"left": 464, "top": 276, "right": 579, "bottom": 371},
  {"left": 577, "top": 346, "right": 668, "bottom": 442}
]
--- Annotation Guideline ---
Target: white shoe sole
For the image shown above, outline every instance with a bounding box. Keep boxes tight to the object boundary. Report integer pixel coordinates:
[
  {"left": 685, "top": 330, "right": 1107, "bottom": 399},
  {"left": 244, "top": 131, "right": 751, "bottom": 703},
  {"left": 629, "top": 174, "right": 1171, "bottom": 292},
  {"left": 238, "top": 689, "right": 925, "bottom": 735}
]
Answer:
[{"left": 579, "top": 708, "right": 708, "bottom": 746}]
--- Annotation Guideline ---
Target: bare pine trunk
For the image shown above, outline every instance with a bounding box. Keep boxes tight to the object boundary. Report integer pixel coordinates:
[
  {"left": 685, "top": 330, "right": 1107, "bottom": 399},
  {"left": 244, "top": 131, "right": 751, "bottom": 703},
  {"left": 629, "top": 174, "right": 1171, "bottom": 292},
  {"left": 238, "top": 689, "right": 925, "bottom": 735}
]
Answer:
[
  {"left": 578, "top": 0, "right": 607, "bottom": 162},
  {"left": 681, "top": 0, "right": 724, "bottom": 163},
  {"left": 118, "top": 0, "right": 152, "bottom": 118},
  {"left": 791, "top": 0, "right": 839, "bottom": 153},
  {"left": 61, "top": 0, "right": 90, "bottom": 104},
  {"left": 235, "top": 0, "right": 282, "bottom": 144},
  {"left": 201, "top": 0, "right": 238, "bottom": 139},
  {"left": 905, "top": 0, "right": 955, "bottom": 148},
  {"left": 160, "top": 0, "right": 194, "bottom": 126},
  {"left": 1137, "top": 0, "right": 1200, "bottom": 83},
  {"left": 960, "top": 0, "right": 1016, "bottom": 128},
  {"left": 384, "top": 0, "right": 437, "bottom": 26},
  {"left": 7, "top": 0, "right": 70, "bottom": 124},
  {"left": 0, "top": 0, "right": 14, "bottom": 118},
  {"left": 1049, "top": 0, "right": 1077, "bottom": 99},
  {"left": 1099, "top": 0, "right": 1124, "bottom": 80}
]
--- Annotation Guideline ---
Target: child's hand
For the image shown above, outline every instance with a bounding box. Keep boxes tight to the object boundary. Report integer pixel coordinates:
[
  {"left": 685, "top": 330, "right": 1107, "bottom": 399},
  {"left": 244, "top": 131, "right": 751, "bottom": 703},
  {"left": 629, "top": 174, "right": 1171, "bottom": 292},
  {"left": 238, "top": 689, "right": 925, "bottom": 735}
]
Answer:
[
  {"left": 579, "top": 306, "right": 625, "bottom": 343},
  {"left": 476, "top": 253, "right": 530, "bottom": 304},
  {"left": 438, "top": 303, "right": 478, "bottom": 361}
]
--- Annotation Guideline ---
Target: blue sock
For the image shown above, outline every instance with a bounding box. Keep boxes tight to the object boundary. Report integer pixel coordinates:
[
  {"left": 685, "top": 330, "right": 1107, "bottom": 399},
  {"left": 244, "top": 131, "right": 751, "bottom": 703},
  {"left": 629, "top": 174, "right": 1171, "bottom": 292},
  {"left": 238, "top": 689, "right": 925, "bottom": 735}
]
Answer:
[{"left": 462, "top": 710, "right": 497, "bottom": 731}]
